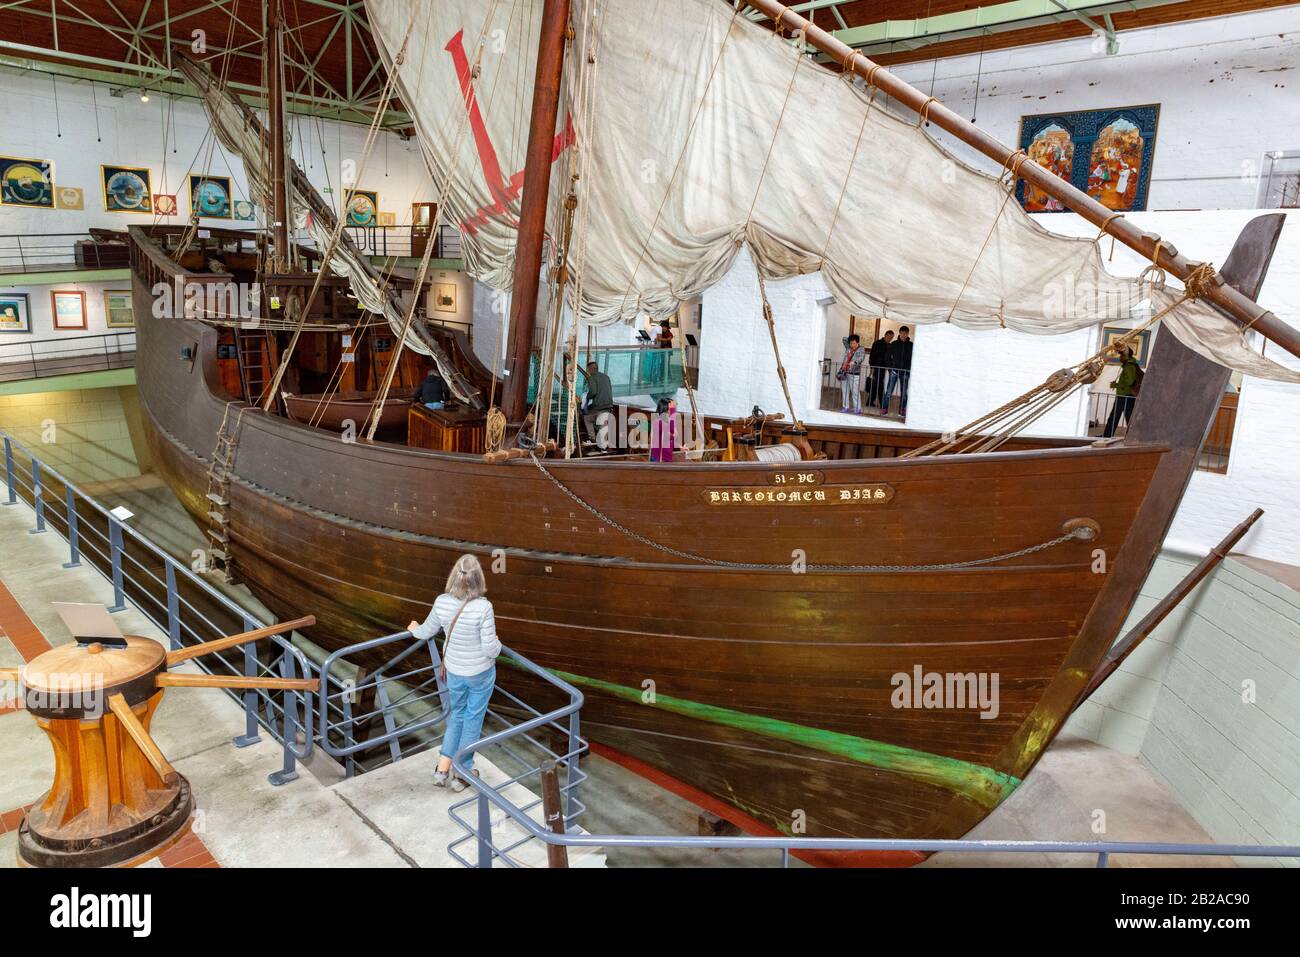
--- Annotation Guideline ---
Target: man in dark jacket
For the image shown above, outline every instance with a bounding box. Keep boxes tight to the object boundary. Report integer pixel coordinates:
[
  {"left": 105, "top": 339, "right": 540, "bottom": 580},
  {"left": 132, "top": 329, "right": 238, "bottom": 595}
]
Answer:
[
  {"left": 867, "top": 330, "right": 893, "bottom": 409},
  {"left": 880, "top": 326, "right": 913, "bottom": 416},
  {"left": 414, "top": 368, "right": 448, "bottom": 409},
  {"left": 582, "top": 360, "right": 615, "bottom": 447}
]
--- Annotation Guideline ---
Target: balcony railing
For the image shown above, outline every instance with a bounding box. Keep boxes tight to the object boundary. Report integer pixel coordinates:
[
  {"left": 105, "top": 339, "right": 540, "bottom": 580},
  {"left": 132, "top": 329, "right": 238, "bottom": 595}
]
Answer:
[
  {"left": 0, "top": 231, "right": 131, "bottom": 274},
  {"left": 0, "top": 330, "right": 136, "bottom": 383},
  {"left": 820, "top": 360, "right": 911, "bottom": 420},
  {"left": 333, "top": 225, "right": 464, "bottom": 261}
]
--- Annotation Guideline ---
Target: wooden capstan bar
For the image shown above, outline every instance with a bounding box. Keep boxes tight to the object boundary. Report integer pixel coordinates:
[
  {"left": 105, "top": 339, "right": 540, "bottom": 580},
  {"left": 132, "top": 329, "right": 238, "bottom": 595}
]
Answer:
[{"left": 4, "top": 616, "right": 316, "bottom": 868}]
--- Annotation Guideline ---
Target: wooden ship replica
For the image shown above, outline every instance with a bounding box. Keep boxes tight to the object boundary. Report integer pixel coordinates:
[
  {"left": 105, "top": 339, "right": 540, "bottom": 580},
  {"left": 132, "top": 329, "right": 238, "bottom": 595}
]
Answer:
[{"left": 124, "top": 0, "right": 1300, "bottom": 854}]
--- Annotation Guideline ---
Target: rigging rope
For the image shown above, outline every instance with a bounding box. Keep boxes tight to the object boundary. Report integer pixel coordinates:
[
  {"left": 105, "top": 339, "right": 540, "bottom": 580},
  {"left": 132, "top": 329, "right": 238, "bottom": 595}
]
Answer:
[
  {"left": 261, "top": 8, "right": 422, "bottom": 412},
  {"left": 902, "top": 261, "right": 1217, "bottom": 458},
  {"left": 527, "top": 451, "right": 1090, "bottom": 572},
  {"left": 363, "top": 0, "right": 504, "bottom": 440}
]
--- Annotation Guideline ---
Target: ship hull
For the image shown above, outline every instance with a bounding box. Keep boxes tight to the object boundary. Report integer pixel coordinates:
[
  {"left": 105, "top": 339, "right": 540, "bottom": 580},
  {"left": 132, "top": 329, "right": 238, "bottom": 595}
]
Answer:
[{"left": 131, "top": 247, "right": 1178, "bottom": 846}]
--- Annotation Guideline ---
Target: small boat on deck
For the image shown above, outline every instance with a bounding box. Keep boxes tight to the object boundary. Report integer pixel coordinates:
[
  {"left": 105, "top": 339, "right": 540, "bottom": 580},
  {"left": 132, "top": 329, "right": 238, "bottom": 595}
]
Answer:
[{"left": 282, "top": 388, "right": 416, "bottom": 432}]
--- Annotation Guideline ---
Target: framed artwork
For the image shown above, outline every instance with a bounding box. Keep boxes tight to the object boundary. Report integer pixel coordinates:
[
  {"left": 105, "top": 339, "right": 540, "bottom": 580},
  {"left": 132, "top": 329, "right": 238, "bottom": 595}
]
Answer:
[
  {"left": 1, "top": 156, "right": 54, "bottom": 209},
  {"left": 104, "top": 290, "right": 135, "bottom": 328},
  {"left": 189, "top": 174, "right": 232, "bottom": 219},
  {"left": 51, "top": 290, "right": 87, "bottom": 330},
  {"left": 56, "top": 186, "right": 85, "bottom": 210},
  {"left": 0, "top": 293, "right": 31, "bottom": 334},
  {"left": 433, "top": 282, "right": 457, "bottom": 314},
  {"left": 344, "top": 188, "right": 379, "bottom": 227},
  {"left": 1017, "top": 105, "right": 1160, "bottom": 213},
  {"left": 1101, "top": 327, "right": 1151, "bottom": 365},
  {"left": 233, "top": 199, "right": 256, "bottom": 221},
  {"left": 378, "top": 211, "right": 396, "bottom": 227},
  {"left": 154, "top": 193, "right": 178, "bottom": 216},
  {"left": 101, "top": 165, "right": 154, "bottom": 213}
]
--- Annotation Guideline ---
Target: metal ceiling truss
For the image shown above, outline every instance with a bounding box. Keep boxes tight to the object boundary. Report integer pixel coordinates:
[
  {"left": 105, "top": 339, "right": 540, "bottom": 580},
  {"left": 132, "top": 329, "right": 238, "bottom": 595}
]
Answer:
[
  {"left": 0, "top": 0, "right": 411, "bottom": 127},
  {"left": 747, "top": 0, "right": 1205, "bottom": 59}
]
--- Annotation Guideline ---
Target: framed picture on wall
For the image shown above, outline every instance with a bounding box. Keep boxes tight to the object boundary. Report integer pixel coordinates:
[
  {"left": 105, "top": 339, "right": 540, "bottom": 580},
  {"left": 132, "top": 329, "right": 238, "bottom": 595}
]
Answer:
[
  {"left": 344, "top": 188, "right": 379, "bottom": 227},
  {"left": 433, "top": 282, "right": 457, "bottom": 314},
  {"left": 154, "top": 193, "right": 178, "bottom": 216},
  {"left": 1016, "top": 104, "right": 1160, "bottom": 213},
  {"left": 104, "top": 290, "right": 135, "bottom": 328},
  {"left": 0, "top": 292, "right": 31, "bottom": 333},
  {"left": 0, "top": 156, "right": 54, "bottom": 209},
  {"left": 101, "top": 165, "right": 154, "bottom": 213},
  {"left": 56, "top": 186, "right": 85, "bottom": 210},
  {"left": 233, "top": 199, "right": 256, "bottom": 222},
  {"left": 189, "top": 174, "right": 232, "bottom": 219},
  {"left": 1101, "top": 327, "right": 1151, "bottom": 365},
  {"left": 51, "top": 290, "right": 87, "bottom": 330}
]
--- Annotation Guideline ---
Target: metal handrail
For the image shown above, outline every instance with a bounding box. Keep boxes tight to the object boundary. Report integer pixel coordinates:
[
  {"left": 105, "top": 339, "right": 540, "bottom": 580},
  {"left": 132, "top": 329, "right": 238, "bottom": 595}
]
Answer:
[
  {"left": 2, "top": 429, "right": 315, "bottom": 777},
  {"left": 449, "top": 652, "right": 1300, "bottom": 869},
  {"left": 0, "top": 330, "right": 137, "bottom": 384},
  {"left": 0, "top": 232, "right": 131, "bottom": 272}
]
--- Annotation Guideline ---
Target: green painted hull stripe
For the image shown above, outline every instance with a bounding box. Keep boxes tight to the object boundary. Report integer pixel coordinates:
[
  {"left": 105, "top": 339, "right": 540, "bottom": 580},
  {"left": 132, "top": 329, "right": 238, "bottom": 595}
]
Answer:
[{"left": 534, "top": 665, "right": 1020, "bottom": 808}]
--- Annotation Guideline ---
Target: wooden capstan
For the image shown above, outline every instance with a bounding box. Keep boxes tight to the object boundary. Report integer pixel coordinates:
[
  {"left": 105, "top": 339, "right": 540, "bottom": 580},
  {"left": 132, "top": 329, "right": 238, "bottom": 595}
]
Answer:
[{"left": 0, "top": 616, "right": 317, "bottom": 868}]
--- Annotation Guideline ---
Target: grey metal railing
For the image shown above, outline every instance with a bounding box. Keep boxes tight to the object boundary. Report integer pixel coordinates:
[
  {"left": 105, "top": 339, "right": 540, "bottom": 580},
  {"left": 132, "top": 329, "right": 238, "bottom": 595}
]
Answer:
[
  {"left": 0, "top": 330, "right": 136, "bottom": 383},
  {"left": 0, "top": 232, "right": 131, "bottom": 273},
  {"left": 2, "top": 430, "right": 313, "bottom": 783},
  {"left": 448, "top": 646, "right": 1300, "bottom": 869},
  {"left": 2, "top": 429, "right": 584, "bottom": 801}
]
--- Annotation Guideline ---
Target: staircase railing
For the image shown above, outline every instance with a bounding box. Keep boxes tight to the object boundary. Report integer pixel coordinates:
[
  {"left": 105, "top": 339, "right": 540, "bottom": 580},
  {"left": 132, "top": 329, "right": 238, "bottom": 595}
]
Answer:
[{"left": 2, "top": 428, "right": 585, "bottom": 802}]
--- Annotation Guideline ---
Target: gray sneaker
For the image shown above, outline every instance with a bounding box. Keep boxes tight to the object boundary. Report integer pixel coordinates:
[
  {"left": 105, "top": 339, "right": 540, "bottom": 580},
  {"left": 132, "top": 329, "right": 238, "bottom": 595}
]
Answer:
[
  {"left": 449, "top": 769, "right": 480, "bottom": 793},
  {"left": 433, "top": 770, "right": 449, "bottom": 789}
]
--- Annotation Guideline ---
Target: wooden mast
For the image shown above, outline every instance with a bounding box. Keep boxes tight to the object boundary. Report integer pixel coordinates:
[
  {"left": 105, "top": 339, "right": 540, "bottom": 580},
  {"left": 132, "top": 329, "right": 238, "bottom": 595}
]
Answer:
[
  {"left": 745, "top": 0, "right": 1300, "bottom": 362},
  {"left": 267, "top": 0, "right": 289, "bottom": 271},
  {"left": 501, "top": 0, "right": 571, "bottom": 424}
]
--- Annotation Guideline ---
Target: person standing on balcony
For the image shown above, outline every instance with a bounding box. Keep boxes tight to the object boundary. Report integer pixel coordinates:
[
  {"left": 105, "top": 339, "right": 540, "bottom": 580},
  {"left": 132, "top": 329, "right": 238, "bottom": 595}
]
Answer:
[
  {"left": 836, "top": 334, "right": 867, "bottom": 414},
  {"left": 867, "top": 329, "right": 893, "bottom": 410},
  {"left": 409, "top": 554, "right": 501, "bottom": 793},
  {"left": 880, "top": 327, "right": 913, "bottom": 417},
  {"left": 1103, "top": 345, "right": 1143, "bottom": 437}
]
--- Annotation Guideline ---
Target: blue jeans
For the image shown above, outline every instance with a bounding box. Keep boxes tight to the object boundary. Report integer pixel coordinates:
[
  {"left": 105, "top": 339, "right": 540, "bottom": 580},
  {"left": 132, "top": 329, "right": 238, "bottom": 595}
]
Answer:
[
  {"left": 881, "top": 370, "right": 909, "bottom": 414},
  {"left": 441, "top": 666, "right": 495, "bottom": 772}
]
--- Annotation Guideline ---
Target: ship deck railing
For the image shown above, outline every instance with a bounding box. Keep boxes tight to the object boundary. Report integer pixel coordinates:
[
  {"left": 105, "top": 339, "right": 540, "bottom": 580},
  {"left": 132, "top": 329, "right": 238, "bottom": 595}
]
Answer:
[{"left": 2, "top": 429, "right": 589, "bottom": 818}]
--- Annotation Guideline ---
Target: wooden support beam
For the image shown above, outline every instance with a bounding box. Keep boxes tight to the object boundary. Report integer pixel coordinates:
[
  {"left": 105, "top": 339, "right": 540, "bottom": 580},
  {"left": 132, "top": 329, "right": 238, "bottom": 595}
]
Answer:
[
  {"left": 165, "top": 615, "right": 316, "bottom": 666},
  {"left": 539, "top": 760, "right": 569, "bottom": 869},
  {"left": 1078, "top": 508, "right": 1264, "bottom": 702}
]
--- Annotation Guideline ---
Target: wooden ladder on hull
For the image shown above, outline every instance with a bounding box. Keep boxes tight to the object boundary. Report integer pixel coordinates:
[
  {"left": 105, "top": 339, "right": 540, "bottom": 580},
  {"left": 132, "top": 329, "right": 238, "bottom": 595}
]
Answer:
[
  {"left": 203, "top": 405, "right": 241, "bottom": 584},
  {"left": 235, "top": 328, "right": 277, "bottom": 408}
]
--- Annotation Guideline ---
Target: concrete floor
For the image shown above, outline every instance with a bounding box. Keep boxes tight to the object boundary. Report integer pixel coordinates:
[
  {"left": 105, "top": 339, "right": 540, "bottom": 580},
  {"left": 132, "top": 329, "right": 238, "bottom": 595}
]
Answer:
[{"left": 0, "top": 384, "right": 1237, "bottom": 868}]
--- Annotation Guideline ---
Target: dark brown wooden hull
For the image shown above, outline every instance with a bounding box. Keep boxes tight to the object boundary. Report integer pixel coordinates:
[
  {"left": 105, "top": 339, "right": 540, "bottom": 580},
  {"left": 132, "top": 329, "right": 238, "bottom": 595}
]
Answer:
[{"left": 131, "top": 270, "right": 1181, "bottom": 846}]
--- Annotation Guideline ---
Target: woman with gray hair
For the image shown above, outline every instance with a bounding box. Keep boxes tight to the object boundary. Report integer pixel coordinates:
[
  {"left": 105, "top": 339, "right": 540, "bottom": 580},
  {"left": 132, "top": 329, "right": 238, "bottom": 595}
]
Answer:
[{"left": 409, "top": 554, "right": 502, "bottom": 791}]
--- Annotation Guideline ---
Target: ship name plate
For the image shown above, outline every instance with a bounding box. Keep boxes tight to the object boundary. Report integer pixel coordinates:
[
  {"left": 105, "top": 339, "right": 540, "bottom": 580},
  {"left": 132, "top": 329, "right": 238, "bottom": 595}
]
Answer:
[{"left": 703, "top": 484, "right": 895, "bottom": 506}]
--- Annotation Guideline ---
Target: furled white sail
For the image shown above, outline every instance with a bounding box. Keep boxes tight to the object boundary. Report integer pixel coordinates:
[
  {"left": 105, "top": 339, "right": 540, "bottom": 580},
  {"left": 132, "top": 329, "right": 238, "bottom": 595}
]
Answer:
[{"left": 366, "top": 0, "right": 1294, "bottom": 381}]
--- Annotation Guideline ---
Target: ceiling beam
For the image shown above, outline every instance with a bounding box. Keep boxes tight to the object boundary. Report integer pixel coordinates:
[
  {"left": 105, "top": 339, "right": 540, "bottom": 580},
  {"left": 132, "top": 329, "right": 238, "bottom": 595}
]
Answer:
[{"left": 824, "top": 0, "right": 1200, "bottom": 56}]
